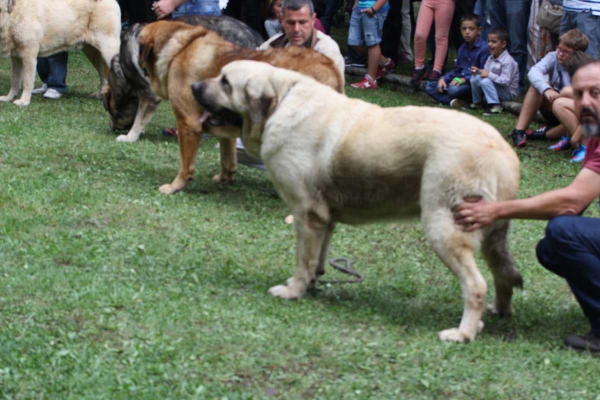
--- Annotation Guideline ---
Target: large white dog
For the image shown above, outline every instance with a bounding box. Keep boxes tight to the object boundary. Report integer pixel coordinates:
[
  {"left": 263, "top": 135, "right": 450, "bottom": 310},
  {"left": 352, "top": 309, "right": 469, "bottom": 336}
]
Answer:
[
  {"left": 0, "top": 0, "right": 121, "bottom": 106},
  {"left": 192, "top": 60, "right": 523, "bottom": 343}
]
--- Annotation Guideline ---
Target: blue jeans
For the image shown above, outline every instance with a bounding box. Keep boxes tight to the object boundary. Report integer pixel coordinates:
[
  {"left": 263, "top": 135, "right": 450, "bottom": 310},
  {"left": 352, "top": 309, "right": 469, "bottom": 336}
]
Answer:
[
  {"left": 536, "top": 216, "right": 600, "bottom": 335},
  {"left": 470, "top": 75, "right": 513, "bottom": 105},
  {"left": 485, "top": 0, "right": 532, "bottom": 92},
  {"left": 560, "top": 10, "right": 600, "bottom": 59},
  {"left": 172, "top": 0, "right": 221, "bottom": 17},
  {"left": 37, "top": 52, "right": 68, "bottom": 94},
  {"left": 425, "top": 80, "right": 471, "bottom": 105},
  {"left": 348, "top": 8, "right": 388, "bottom": 47}
]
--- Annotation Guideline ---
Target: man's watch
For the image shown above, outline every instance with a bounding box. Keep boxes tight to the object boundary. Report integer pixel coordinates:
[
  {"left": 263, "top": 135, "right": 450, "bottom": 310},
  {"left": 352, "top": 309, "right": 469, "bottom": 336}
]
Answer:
[{"left": 370, "top": 6, "right": 377, "bottom": 14}]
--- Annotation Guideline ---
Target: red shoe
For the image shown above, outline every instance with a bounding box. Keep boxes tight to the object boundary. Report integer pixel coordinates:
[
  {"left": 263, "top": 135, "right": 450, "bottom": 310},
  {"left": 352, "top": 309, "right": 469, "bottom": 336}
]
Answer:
[
  {"left": 350, "top": 74, "right": 378, "bottom": 90},
  {"left": 375, "top": 58, "right": 396, "bottom": 79}
]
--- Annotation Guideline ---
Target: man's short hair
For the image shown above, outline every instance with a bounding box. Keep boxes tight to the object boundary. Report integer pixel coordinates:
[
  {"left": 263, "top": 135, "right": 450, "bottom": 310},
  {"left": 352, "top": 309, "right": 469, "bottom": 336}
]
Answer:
[
  {"left": 489, "top": 28, "right": 509, "bottom": 45},
  {"left": 560, "top": 29, "right": 589, "bottom": 52},
  {"left": 565, "top": 51, "right": 596, "bottom": 78},
  {"left": 282, "top": 0, "right": 314, "bottom": 15},
  {"left": 460, "top": 13, "right": 481, "bottom": 28}
]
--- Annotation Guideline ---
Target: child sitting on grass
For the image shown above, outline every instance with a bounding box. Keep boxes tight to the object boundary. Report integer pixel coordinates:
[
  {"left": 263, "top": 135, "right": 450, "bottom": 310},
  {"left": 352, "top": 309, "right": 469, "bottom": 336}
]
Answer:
[
  {"left": 424, "top": 14, "right": 489, "bottom": 108},
  {"left": 510, "top": 29, "right": 589, "bottom": 148},
  {"left": 466, "top": 28, "right": 519, "bottom": 116},
  {"left": 348, "top": 0, "right": 395, "bottom": 90}
]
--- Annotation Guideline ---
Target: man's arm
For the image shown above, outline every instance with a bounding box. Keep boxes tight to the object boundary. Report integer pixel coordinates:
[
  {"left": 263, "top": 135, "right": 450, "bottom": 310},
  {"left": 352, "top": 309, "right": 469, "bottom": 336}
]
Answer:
[{"left": 454, "top": 168, "right": 600, "bottom": 231}]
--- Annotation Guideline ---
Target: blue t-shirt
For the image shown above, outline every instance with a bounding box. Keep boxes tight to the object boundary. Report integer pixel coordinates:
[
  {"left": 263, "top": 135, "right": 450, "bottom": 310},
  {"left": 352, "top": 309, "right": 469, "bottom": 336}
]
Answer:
[{"left": 356, "top": 1, "right": 390, "bottom": 12}]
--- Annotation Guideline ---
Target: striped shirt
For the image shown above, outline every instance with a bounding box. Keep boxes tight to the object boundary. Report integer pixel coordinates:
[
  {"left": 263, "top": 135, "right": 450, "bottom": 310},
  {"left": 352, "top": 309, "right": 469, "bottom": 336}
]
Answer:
[{"left": 563, "top": 0, "right": 600, "bottom": 15}]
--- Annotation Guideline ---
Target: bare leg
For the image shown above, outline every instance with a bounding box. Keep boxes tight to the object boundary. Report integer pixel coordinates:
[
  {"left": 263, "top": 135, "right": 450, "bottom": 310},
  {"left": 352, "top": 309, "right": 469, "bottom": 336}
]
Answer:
[{"left": 515, "top": 85, "right": 543, "bottom": 131}]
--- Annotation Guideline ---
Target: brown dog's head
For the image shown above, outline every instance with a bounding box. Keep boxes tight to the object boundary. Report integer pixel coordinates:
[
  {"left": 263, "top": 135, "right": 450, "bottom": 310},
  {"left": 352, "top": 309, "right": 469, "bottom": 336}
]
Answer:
[{"left": 191, "top": 61, "right": 301, "bottom": 157}]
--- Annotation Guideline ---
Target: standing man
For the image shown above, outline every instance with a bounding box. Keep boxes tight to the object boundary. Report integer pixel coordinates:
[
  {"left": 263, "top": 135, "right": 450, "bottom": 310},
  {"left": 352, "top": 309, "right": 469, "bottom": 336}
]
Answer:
[
  {"left": 561, "top": 0, "right": 600, "bottom": 59},
  {"left": 31, "top": 53, "right": 69, "bottom": 99},
  {"left": 454, "top": 61, "right": 600, "bottom": 356}
]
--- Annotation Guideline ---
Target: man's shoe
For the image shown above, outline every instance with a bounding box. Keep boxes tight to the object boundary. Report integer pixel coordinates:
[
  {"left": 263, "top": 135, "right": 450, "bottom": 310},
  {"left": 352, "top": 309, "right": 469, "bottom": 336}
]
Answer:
[
  {"left": 511, "top": 129, "right": 527, "bottom": 148},
  {"left": 564, "top": 331, "right": 600, "bottom": 355},
  {"left": 375, "top": 58, "right": 396, "bottom": 79},
  {"left": 450, "top": 98, "right": 466, "bottom": 109},
  {"left": 463, "top": 103, "right": 482, "bottom": 111},
  {"left": 428, "top": 70, "right": 442, "bottom": 82},
  {"left": 570, "top": 145, "right": 587, "bottom": 162},
  {"left": 344, "top": 56, "right": 366, "bottom": 68},
  {"left": 410, "top": 68, "right": 428, "bottom": 88},
  {"left": 483, "top": 105, "right": 503, "bottom": 116},
  {"left": 43, "top": 88, "right": 63, "bottom": 99},
  {"left": 31, "top": 83, "right": 48, "bottom": 95},
  {"left": 350, "top": 74, "right": 378, "bottom": 90},
  {"left": 548, "top": 136, "right": 571, "bottom": 151}
]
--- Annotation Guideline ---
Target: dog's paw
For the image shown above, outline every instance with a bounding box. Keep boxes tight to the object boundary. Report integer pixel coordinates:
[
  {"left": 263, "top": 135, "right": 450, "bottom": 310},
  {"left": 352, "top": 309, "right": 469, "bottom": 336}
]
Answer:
[
  {"left": 268, "top": 284, "right": 301, "bottom": 300},
  {"left": 0, "top": 96, "right": 16, "bottom": 103},
  {"left": 13, "top": 99, "right": 30, "bottom": 107},
  {"left": 159, "top": 183, "right": 178, "bottom": 194},
  {"left": 212, "top": 173, "right": 234, "bottom": 184},
  {"left": 284, "top": 215, "right": 294, "bottom": 224},
  {"left": 438, "top": 322, "right": 483, "bottom": 343},
  {"left": 116, "top": 134, "right": 138, "bottom": 143}
]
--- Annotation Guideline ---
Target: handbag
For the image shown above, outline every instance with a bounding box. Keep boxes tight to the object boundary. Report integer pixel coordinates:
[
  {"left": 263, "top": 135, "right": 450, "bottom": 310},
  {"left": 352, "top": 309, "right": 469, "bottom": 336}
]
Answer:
[{"left": 536, "top": 0, "right": 563, "bottom": 34}]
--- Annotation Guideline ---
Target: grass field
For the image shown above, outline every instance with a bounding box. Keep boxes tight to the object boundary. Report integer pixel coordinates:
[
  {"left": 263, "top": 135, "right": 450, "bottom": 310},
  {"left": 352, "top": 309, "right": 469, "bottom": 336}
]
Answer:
[{"left": 1, "top": 51, "right": 599, "bottom": 399}]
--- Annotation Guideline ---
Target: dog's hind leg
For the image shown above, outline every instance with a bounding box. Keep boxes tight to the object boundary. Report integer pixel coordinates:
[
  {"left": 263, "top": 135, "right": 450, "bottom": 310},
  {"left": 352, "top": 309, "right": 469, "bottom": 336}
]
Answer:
[
  {"left": 482, "top": 220, "right": 523, "bottom": 317},
  {"left": 0, "top": 57, "right": 23, "bottom": 103},
  {"left": 423, "top": 209, "right": 487, "bottom": 343},
  {"left": 83, "top": 45, "right": 109, "bottom": 98},
  {"left": 315, "top": 222, "right": 336, "bottom": 279},
  {"left": 269, "top": 204, "right": 332, "bottom": 299},
  {"left": 213, "top": 138, "right": 237, "bottom": 184}
]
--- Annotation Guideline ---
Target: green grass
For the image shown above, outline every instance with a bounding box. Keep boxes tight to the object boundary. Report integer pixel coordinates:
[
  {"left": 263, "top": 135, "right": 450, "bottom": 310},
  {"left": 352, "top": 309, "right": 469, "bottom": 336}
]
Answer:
[{"left": 1, "top": 51, "right": 599, "bottom": 400}]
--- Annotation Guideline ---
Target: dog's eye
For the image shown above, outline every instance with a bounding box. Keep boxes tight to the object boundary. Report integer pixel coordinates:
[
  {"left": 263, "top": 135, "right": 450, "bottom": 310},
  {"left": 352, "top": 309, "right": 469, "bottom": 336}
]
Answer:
[{"left": 221, "top": 76, "right": 230, "bottom": 88}]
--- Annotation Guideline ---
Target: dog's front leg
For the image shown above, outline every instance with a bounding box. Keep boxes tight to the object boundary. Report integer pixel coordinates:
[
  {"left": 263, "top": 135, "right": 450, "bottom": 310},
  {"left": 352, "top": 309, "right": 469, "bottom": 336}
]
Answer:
[
  {"left": 14, "top": 54, "right": 37, "bottom": 106},
  {"left": 159, "top": 119, "right": 201, "bottom": 194},
  {"left": 269, "top": 215, "right": 330, "bottom": 299},
  {"left": 0, "top": 57, "right": 24, "bottom": 103},
  {"left": 117, "top": 95, "right": 160, "bottom": 143}
]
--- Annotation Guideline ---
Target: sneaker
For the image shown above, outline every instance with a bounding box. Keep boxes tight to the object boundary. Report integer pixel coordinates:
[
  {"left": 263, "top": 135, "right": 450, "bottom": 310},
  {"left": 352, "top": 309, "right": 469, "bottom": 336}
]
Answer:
[
  {"left": 450, "top": 98, "right": 466, "bottom": 109},
  {"left": 570, "top": 145, "right": 587, "bottom": 162},
  {"left": 564, "top": 331, "right": 600, "bottom": 355},
  {"left": 344, "top": 56, "right": 366, "bottom": 68},
  {"left": 43, "top": 88, "right": 63, "bottom": 99},
  {"left": 31, "top": 83, "right": 48, "bottom": 95},
  {"left": 428, "top": 70, "right": 442, "bottom": 82},
  {"left": 548, "top": 136, "right": 571, "bottom": 151},
  {"left": 511, "top": 129, "right": 527, "bottom": 148},
  {"left": 525, "top": 125, "right": 549, "bottom": 140},
  {"left": 410, "top": 67, "right": 428, "bottom": 88},
  {"left": 483, "top": 105, "right": 503, "bottom": 116},
  {"left": 350, "top": 74, "right": 378, "bottom": 90},
  {"left": 375, "top": 58, "right": 396, "bottom": 79},
  {"left": 236, "top": 139, "right": 266, "bottom": 170},
  {"left": 463, "top": 103, "right": 482, "bottom": 111}
]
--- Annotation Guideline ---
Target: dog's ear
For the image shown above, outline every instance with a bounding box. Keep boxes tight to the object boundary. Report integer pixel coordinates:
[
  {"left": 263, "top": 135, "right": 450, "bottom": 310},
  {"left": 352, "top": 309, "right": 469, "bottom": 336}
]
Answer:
[
  {"left": 7, "top": 0, "right": 15, "bottom": 13},
  {"left": 138, "top": 39, "right": 154, "bottom": 72},
  {"left": 246, "top": 78, "right": 277, "bottom": 125}
]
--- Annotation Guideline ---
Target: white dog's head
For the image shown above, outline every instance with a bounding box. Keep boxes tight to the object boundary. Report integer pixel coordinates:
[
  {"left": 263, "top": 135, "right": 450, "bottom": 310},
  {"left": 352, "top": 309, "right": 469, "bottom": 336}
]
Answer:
[{"left": 192, "top": 60, "right": 303, "bottom": 155}]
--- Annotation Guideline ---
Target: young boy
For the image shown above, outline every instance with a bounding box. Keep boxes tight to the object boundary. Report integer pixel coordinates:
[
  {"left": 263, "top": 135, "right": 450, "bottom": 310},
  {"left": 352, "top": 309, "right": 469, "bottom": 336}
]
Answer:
[
  {"left": 424, "top": 14, "right": 488, "bottom": 107},
  {"left": 467, "top": 28, "right": 519, "bottom": 116},
  {"left": 348, "top": 0, "right": 395, "bottom": 90},
  {"left": 510, "top": 29, "right": 589, "bottom": 148}
]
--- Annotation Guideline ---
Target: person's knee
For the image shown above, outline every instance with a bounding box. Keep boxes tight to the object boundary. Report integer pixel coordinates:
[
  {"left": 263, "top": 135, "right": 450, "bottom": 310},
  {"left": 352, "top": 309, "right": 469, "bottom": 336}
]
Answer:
[
  {"left": 425, "top": 81, "right": 438, "bottom": 95},
  {"left": 545, "top": 216, "right": 578, "bottom": 244},
  {"left": 480, "top": 77, "right": 494, "bottom": 88}
]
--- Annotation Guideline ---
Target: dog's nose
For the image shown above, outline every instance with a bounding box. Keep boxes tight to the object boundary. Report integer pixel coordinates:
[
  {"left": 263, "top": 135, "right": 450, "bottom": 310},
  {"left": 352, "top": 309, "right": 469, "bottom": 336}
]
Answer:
[{"left": 191, "top": 81, "right": 204, "bottom": 94}]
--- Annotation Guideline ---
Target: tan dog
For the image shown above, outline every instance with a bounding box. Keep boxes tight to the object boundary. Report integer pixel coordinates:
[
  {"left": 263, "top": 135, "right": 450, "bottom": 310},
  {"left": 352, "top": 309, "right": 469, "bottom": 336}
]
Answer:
[
  {"left": 192, "top": 61, "right": 523, "bottom": 343},
  {"left": 136, "top": 20, "right": 344, "bottom": 194},
  {"left": 0, "top": 0, "right": 121, "bottom": 106}
]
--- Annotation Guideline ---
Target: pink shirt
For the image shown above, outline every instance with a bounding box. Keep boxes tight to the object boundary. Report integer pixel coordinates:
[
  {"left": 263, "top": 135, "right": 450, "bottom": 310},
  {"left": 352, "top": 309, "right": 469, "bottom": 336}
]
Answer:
[{"left": 583, "top": 137, "right": 600, "bottom": 175}]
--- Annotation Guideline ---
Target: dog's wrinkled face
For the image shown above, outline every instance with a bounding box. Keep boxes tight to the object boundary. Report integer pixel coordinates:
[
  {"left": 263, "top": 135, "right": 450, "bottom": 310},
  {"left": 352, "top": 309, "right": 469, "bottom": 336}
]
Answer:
[
  {"left": 191, "top": 61, "right": 279, "bottom": 156},
  {"left": 103, "top": 55, "right": 139, "bottom": 130}
]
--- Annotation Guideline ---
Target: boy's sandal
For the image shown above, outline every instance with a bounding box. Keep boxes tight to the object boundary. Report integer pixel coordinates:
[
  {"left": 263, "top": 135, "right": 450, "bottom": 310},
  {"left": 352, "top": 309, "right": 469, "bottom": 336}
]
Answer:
[{"left": 162, "top": 127, "right": 178, "bottom": 137}]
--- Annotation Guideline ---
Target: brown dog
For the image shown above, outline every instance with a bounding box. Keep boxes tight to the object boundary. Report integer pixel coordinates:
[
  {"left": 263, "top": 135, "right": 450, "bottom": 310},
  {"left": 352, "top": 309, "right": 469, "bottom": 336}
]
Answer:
[{"left": 136, "top": 20, "right": 344, "bottom": 194}]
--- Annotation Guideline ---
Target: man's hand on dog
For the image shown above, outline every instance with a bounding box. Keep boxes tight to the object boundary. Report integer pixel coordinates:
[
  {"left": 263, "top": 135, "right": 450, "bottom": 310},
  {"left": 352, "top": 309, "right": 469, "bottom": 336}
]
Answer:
[
  {"left": 153, "top": 0, "right": 180, "bottom": 19},
  {"left": 453, "top": 196, "right": 496, "bottom": 232}
]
